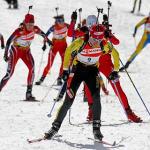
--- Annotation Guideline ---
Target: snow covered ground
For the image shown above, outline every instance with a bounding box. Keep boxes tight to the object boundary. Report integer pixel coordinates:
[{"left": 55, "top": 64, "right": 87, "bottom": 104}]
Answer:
[{"left": 0, "top": 0, "right": 150, "bottom": 149}]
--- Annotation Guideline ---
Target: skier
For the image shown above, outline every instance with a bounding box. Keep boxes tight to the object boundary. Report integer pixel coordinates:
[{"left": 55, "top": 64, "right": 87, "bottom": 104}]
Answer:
[
  {"left": 131, "top": 0, "right": 142, "bottom": 15},
  {"left": 85, "top": 45, "right": 142, "bottom": 123},
  {"left": 0, "top": 13, "right": 52, "bottom": 101},
  {"left": 120, "top": 13, "right": 150, "bottom": 71},
  {"left": 0, "top": 33, "right": 5, "bottom": 49},
  {"left": 43, "top": 22, "right": 113, "bottom": 141},
  {"left": 35, "top": 13, "right": 77, "bottom": 86},
  {"left": 82, "top": 14, "right": 142, "bottom": 123}
]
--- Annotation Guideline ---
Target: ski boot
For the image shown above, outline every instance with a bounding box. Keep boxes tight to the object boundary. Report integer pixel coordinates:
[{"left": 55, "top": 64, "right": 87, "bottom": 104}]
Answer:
[
  {"left": 130, "top": 10, "right": 134, "bottom": 13},
  {"left": 126, "top": 107, "right": 142, "bottom": 123},
  {"left": 25, "top": 85, "right": 36, "bottom": 101},
  {"left": 93, "top": 120, "right": 103, "bottom": 141},
  {"left": 44, "top": 121, "right": 60, "bottom": 139},
  {"left": 119, "top": 61, "right": 131, "bottom": 72},
  {"left": 26, "top": 92, "right": 36, "bottom": 101},
  {"left": 35, "top": 76, "right": 45, "bottom": 85},
  {"left": 8, "top": 4, "right": 11, "bottom": 9},
  {"left": 13, "top": 2, "right": 18, "bottom": 9},
  {"left": 57, "top": 77, "right": 63, "bottom": 86}
]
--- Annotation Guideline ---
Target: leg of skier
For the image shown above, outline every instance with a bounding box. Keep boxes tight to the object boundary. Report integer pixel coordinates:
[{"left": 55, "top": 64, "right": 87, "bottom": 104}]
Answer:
[
  {"left": 57, "top": 41, "right": 67, "bottom": 85},
  {"left": 84, "top": 66, "right": 103, "bottom": 140},
  {"left": 21, "top": 50, "right": 35, "bottom": 101},
  {"left": 44, "top": 65, "right": 82, "bottom": 139},
  {"left": 35, "top": 47, "right": 57, "bottom": 85},
  {"left": 100, "top": 53, "right": 142, "bottom": 122},
  {"left": 120, "top": 33, "right": 149, "bottom": 71},
  {"left": 0, "top": 46, "right": 19, "bottom": 91},
  {"left": 110, "top": 80, "right": 142, "bottom": 122}
]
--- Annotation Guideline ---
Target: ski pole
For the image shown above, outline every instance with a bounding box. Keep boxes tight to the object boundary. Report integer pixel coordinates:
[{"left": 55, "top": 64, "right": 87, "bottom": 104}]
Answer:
[
  {"left": 119, "top": 58, "right": 150, "bottom": 116},
  {"left": 47, "top": 100, "right": 57, "bottom": 117},
  {"left": 138, "top": 0, "right": 142, "bottom": 12},
  {"left": 47, "top": 81, "right": 67, "bottom": 117},
  {"left": 107, "top": 1, "right": 112, "bottom": 20},
  {"left": 28, "top": 5, "right": 33, "bottom": 14},
  {"left": 55, "top": 7, "right": 59, "bottom": 16},
  {"left": 68, "top": 108, "right": 72, "bottom": 125},
  {"left": 133, "top": 36, "right": 137, "bottom": 48},
  {"left": 78, "top": 8, "right": 82, "bottom": 26},
  {"left": 96, "top": 7, "right": 103, "bottom": 25},
  {"left": 54, "top": 81, "right": 67, "bottom": 102},
  {"left": 36, "top": 51, "right": 44, "bottom": 80},
  {"left": 41, "top": 78, "right": 57, "bottom": 102}
]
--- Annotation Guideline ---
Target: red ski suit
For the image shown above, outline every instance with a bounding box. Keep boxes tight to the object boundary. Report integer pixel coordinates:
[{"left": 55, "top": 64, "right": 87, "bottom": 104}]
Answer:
[
  {"left": 42, "top": 23, "right": 71, "bottom": 77},
  {"left": 0, "top": 25, "right": 50, "bottom": 91}
]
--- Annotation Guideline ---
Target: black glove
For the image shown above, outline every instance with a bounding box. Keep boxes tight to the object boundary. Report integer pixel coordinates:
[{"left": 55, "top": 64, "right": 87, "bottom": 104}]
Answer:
[
  {"left": 1, "top": 45, "right": 5, "bottom": 49},
  {"left": 71, "top": 11, "right": 77, "bottom": 21},
  {"left": 62, "top": 70, "right": 69, "bottom": 81},
  {"left": 42, "top": 43, "right": 46, "bottom": 51},
  {"left": 4, "top": 52, "right": 9, "bottom": 62},
  {"left": 133, "top": 27, "right": 137, "bottom": 37},
  {"left": 108, "top": 71, "right": 119, "bottom": 80},
  {"left": 47, "top": 40, "right": 53, "bottom": 46},
  {"left": 104, "top": 30, "right": 111, "bottom": 38},
  {"left": 77, "top": 23, "right": 81, "bottom": 28}
]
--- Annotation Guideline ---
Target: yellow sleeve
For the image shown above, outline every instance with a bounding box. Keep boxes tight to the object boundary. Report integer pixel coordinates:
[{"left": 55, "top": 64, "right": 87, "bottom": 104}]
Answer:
[
  {"left": 111, "top": 46, "right": 120, "bottom": 71},
  {"left": 104, "top": 43, "right": 120, "bottom": 71},
  {"left": 103, "top": 43, "right": 119, "bottom": 71},
  {"left": 63, "top": 38, "right": 84, "bottom": 70},
  {"left": 135, "top": 17, "right": 147, "bottom": 29}
]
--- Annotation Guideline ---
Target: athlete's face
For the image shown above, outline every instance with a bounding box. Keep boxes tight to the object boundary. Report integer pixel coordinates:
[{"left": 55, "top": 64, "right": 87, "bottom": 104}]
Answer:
[
  {"left": 55, "top": 18, "right": 64, "bottom": 26},
  {"left": 25, "top": 23, "right": 34, "bottom": 31},
  {"left": 89, "top": 37, "right": 101, "bottom": 46}
]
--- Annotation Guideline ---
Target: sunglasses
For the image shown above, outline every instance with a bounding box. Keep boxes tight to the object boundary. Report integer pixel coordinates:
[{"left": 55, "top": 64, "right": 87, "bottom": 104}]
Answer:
[
  {"left": 55, "top": 18, "right": 64, "bottom": 23},
  {"left": 25, "top": 23, "right": 34, "bottom": 27}
]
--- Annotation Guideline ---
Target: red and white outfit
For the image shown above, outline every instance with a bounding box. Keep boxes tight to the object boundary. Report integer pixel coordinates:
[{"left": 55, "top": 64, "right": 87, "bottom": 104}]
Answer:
[
  {"left": 0, "top": 25, "right": 49, "bottom": 91},
  {"left": 42, "top": 23, "right": 70, "bottom": 78}
]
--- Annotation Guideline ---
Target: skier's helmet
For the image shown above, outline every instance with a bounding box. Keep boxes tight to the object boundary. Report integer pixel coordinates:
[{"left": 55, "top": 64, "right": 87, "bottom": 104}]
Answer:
[
  {"left": 86, "top": 15, "right": 97, "bottom": 27},
  {"left": 24, "top": 14, "right": 35, "bottom": 24}
]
